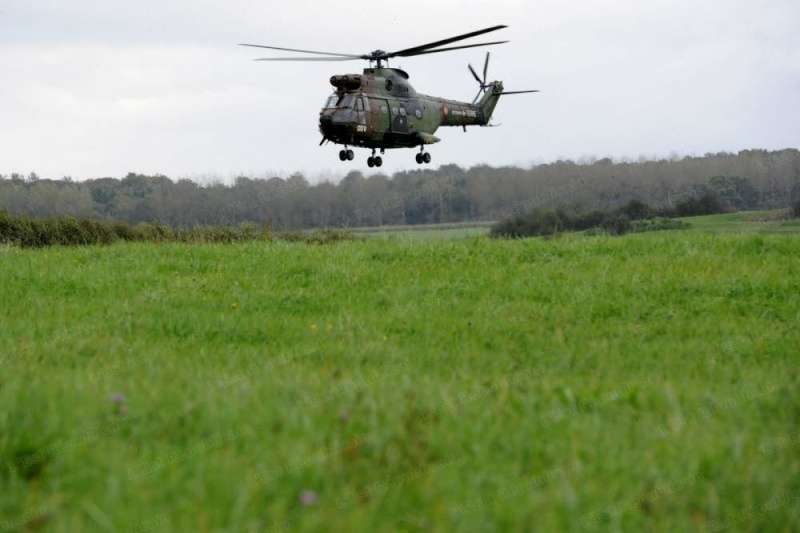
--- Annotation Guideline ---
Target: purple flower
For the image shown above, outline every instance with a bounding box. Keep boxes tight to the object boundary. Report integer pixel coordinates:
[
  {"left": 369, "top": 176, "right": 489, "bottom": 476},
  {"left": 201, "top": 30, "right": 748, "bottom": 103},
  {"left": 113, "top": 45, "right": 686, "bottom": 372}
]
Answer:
[
  {"left": 299, "top": 490, "right": 318, "bottom": 506},
  {"left": 109, "top": 393, "right": 126, "bottom": 404}
]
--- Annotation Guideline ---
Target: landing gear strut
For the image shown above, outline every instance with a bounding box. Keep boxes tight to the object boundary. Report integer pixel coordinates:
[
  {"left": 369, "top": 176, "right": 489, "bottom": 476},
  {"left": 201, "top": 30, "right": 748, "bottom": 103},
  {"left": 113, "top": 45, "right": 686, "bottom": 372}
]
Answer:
[
  {"left": 367, "top": 148, "right": 384, "bottom": 168},
  {"left": 415, "top": 147, "right": 432, "bottom": 165},
  {"left": 339, "top": 148, "right": 355, "bottom": 162}
]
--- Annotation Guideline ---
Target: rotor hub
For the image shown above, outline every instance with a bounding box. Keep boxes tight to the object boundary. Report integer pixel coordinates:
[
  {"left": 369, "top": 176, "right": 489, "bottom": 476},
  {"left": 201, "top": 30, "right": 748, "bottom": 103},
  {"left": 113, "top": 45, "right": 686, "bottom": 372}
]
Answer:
[{"left": 369, "top": 50, "right": 389, "bottom": 67}]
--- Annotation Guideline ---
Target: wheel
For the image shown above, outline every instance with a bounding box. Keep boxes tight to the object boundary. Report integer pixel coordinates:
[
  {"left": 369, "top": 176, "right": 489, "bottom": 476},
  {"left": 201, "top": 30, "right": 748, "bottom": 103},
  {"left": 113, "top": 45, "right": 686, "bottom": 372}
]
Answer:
[
  {"left": 415, "top": 153, "right": 423, "bottom": 164},
  {"left": 374, "top": 156, "right": 383, "bottom": 167},
  {"left": 346, "top": 149, "right": 355, "bottom": 161},
  {"left": 423, "top": 152, "right": 432, "bottom": 164},
  {"left": 367, "top": 157, "right": 375, "bottom": 168},
  {"left": 339, "top": 150, "right": 347, "bottom": 161}
]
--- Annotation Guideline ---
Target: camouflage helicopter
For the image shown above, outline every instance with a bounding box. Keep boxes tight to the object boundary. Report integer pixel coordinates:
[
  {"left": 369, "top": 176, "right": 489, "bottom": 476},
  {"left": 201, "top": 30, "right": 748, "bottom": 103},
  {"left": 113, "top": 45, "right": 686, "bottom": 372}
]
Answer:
[{"left": 240, "top": 25, "right": 538, "bottom": 168}]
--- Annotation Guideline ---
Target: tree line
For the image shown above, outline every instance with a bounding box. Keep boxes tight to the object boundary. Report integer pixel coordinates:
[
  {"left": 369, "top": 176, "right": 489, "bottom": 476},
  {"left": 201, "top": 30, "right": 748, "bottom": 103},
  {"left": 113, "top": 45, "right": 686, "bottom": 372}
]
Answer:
[{"left": 1, "top": 149, "right": 798, "bottom": 230}]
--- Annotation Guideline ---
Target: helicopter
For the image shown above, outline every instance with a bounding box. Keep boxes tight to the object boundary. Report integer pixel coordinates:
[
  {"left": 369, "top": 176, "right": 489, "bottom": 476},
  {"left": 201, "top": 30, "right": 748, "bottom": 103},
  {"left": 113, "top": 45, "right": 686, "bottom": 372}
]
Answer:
[{"left": 240, "top": 25, "right": 538, "bottom": 168}]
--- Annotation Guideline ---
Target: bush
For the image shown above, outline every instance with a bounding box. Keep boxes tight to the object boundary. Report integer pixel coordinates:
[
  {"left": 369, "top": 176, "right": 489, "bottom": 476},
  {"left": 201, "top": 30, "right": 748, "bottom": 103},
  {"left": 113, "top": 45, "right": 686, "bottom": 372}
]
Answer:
[
  {"left": 599, "top": 214, "right": 632, "bottom": 235},
  {"left": 490, "top": 209, "right": 566, "bottom": 238},
  {"left": 675, "top": 191, "right": 731, "bottom": 217},
  {"left": 78, "top": 219, "right": 116, "bottom": 245},
  {"left": 274, "top": 228, "right": 358, "bottom": 244},
  {"left": 564, "top": 210, "right": 607, "bottom": 231},
  {"left": 134, "top": 222, "right": 171, "bottom": 243},
  {"left": 111, "top": 221, "right": 138, "bottom": 241},
  {"left": 491, "top": 199, "right": 697, "bottom": 239},
  {"left": 238, "top": 222, "right": 261, "bottom": 242},
  {"left": 306, "top": 228, "right": 358, "bottom": 244},
  {"left": 617, "top": 199, "right": 654, "bottom": 221},
  {"left": 492, "top": 202, "right": 655, "bottom": 238},
  {"left": 631, "top": 218, "right": 692, "bottom": 233},
  {"left": 490, "top": 214, "right": 521, "bottom": 238},
  {"left": 277, "top": 231, "right": 310, "bottom": 243},
  {"left": 58, "top": 218, "right": 90, "bottom": 245},
  {"left": 535, "top": 210, "right": 563, "bottom": 236}
]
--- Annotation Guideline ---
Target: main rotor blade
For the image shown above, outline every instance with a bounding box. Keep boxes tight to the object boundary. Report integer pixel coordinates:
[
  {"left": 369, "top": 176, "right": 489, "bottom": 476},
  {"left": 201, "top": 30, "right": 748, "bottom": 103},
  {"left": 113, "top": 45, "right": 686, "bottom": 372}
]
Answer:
[
  {"left": 483, "top": 52, "right": 490, "bottom": 84},
  {"left": 468, "top": 64, "right": 482, "bottom": 85},
  {"left": 254, "top": 57, "right": 360, "bottom": 62},
  {"left": 472, "top": 88, "right": 484, "bottom": 104},
  {"left": 399, "top": 40, "right": 508, "bottom": 58},
  {"left": 387, "top": 25, "right": 507, "bottom": 58},
  {"left": 239, "top": 43, "right": 362, "bottom": 59}
]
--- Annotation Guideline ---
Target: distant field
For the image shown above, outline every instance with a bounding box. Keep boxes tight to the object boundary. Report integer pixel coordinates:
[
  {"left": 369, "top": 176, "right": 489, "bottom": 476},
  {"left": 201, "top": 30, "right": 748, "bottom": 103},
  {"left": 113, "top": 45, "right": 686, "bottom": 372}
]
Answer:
[
  {"left": 676, "top": 210, "right": 799, "bottom": 234},
  {"left": 1, "top": 216, "right": 799, "bottom": 532},
  {"left": 359, "top": 226, "right": 490, "bottom": 240},
  {"left": 350, "top": 221, "right": 492, "bottom": 240}
]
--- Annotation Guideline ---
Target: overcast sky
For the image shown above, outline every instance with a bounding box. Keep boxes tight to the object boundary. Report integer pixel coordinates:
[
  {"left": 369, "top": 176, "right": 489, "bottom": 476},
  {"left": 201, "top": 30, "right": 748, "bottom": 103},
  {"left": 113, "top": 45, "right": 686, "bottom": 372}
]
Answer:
[{"left": 1, "top": 0, "right": 798, "bottom": 183}]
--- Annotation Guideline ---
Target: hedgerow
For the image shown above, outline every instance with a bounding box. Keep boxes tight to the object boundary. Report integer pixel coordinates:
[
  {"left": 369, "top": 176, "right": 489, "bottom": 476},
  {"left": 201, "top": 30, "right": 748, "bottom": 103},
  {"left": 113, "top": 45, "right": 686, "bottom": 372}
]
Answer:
[{"left": 0, "top": 211, "right": 356, "bottom": 248}]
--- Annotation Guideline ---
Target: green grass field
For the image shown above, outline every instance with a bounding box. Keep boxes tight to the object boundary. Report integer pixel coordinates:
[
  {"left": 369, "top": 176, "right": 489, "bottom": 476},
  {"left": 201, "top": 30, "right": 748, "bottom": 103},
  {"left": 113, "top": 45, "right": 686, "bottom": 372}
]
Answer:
[{"left": 1, "top": 218, "right": 799, "bottom": 532}]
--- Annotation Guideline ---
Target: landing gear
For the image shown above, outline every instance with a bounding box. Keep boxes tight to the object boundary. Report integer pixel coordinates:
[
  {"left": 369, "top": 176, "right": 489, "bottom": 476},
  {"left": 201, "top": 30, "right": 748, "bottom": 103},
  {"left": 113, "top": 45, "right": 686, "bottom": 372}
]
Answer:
[
  {"left": 415, "top": 148, "right": 432, "bottom": 165},
  {"left": 367, "top": 148, "right": 383, "bottom": 168},
  {"left": 339, "top": 148, "right": 355, "bottom": 162}
]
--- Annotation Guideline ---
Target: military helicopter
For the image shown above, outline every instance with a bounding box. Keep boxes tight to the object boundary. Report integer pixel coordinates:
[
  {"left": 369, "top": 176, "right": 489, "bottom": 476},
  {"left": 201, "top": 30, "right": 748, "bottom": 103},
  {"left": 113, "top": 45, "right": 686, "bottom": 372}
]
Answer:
[{"left": 240, "top": 25, "right": 538, "bottom": 168}]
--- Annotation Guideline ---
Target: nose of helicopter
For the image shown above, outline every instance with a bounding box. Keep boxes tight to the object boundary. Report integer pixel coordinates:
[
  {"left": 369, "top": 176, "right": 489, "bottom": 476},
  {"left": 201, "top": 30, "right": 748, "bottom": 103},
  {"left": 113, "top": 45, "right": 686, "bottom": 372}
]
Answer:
[
  {"left": 319, "top": 113, "right": 342, "bottom": 137},
  {"left": 318, "top": 113, "right": 337, "bottom": 137}
]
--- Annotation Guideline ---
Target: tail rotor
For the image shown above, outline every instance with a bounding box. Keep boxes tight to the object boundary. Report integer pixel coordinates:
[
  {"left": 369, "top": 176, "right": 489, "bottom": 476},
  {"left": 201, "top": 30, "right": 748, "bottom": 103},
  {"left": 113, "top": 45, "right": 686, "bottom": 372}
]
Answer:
[
  {"left": 469, "top": 52, "right": 491, "bottom": 104},
  {"left": 468, "top": 51, "right": 540, "bottom": 104}
]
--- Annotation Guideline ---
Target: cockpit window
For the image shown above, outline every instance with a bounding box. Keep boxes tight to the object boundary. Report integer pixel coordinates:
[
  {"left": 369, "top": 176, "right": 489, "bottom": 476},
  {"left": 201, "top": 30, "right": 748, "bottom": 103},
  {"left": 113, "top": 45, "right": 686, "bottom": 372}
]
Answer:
[
  {"left": 325, "top": 95, "right": 339, "bottom": 109},
  {"left": 340, "top": 95, "right": 356, "bottom": 108},
  {"left": 355, "top": 98, "right": 364, "bottom": 112}
]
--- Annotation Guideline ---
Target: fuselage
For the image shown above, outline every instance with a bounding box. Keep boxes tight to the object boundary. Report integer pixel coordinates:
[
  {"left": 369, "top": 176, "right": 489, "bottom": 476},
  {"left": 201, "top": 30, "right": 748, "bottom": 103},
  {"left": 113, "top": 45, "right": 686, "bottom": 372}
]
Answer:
[{"left": 318, "top": 67, "right": 502, "bottom": 150}]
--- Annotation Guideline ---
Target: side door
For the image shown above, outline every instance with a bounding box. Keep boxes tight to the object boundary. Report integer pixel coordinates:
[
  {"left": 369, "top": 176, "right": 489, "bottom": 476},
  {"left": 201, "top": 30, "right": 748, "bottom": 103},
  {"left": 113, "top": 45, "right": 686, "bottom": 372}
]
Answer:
[{"left": 368, "top": 97, "right": 390, "bottom": 140}]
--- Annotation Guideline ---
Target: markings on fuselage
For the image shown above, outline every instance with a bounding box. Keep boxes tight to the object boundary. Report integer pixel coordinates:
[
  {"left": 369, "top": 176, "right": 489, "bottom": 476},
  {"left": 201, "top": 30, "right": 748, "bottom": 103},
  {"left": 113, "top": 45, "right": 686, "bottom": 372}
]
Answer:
[{"left": 451, "top": 109, "right": 477, "bottom": 118}]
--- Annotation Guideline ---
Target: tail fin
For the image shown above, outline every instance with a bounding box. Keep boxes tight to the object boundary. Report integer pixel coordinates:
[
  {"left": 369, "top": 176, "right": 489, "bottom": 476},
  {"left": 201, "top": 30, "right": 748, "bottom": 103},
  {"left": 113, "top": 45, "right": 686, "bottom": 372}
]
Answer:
[{"left": 476, "top": 82, "right": 504, "bottom": 124}]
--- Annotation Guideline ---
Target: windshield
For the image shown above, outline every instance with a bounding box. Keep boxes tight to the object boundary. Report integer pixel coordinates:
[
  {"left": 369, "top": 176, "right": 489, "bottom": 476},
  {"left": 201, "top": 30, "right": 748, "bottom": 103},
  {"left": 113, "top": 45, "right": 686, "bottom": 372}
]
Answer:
[
  {"left": 324, "top": 95, "right": 339, "bottom": 109},
  {"left": 340, "top": 94, "right": 356, "bottom": 109}
]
